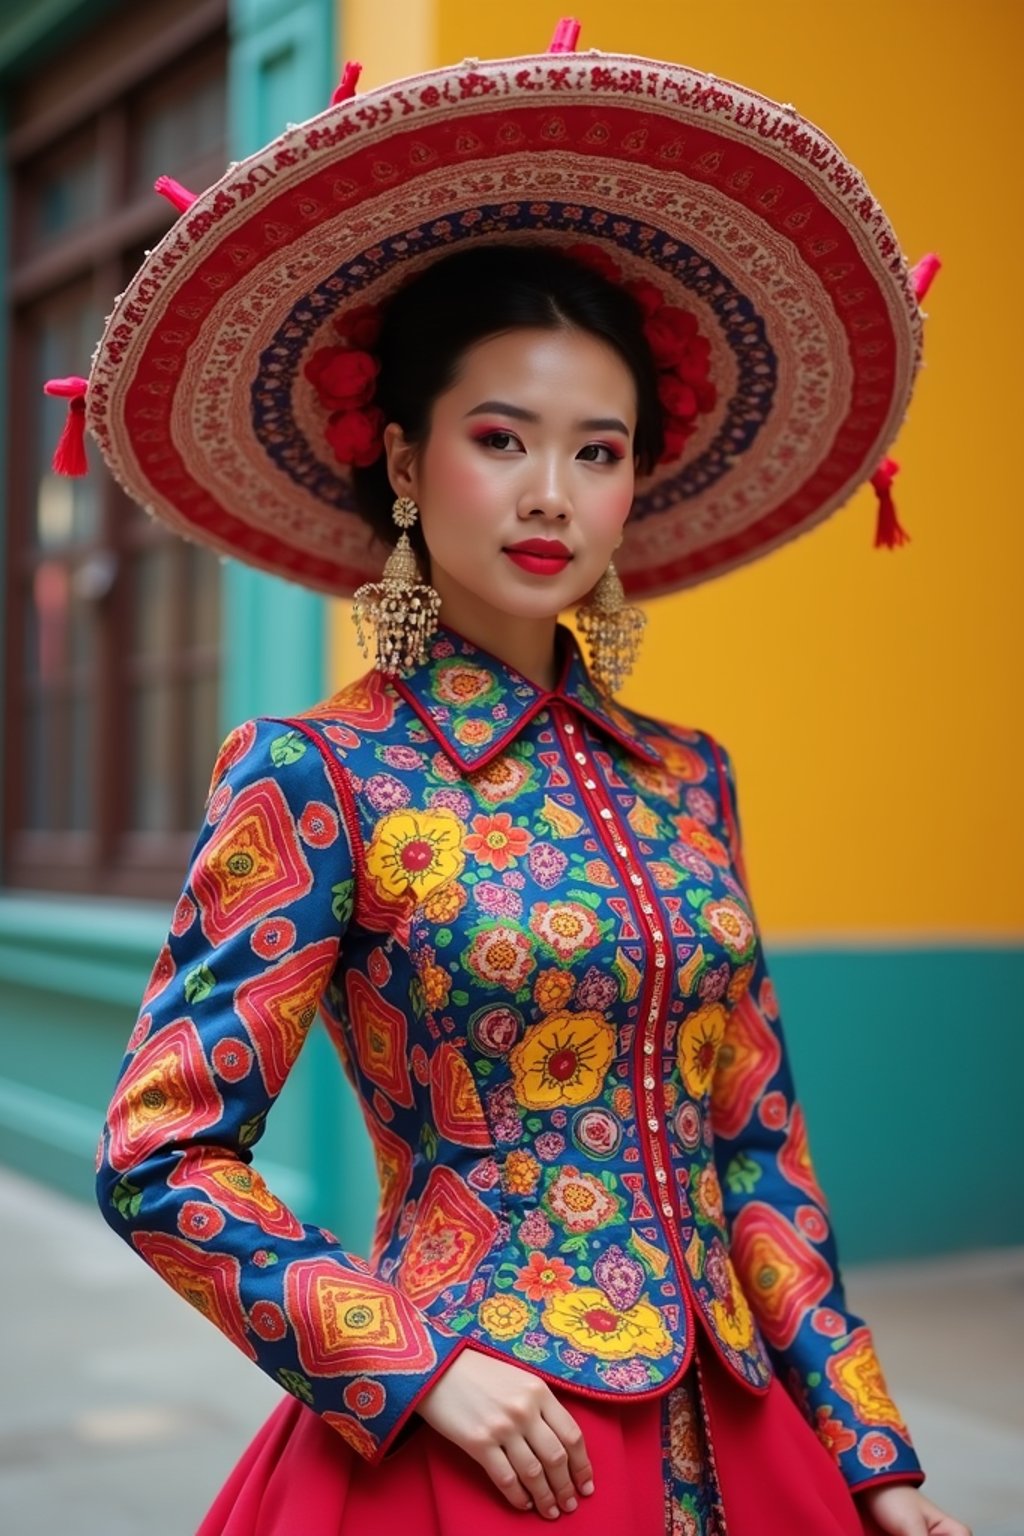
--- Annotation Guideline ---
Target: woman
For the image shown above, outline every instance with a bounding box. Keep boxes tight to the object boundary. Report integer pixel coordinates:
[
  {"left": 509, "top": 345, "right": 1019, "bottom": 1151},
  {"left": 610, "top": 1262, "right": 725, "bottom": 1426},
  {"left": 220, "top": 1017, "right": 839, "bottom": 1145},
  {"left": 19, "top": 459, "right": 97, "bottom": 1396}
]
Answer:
[{"left": 74, "top": 22, "right": 968, "bottom": 1536}]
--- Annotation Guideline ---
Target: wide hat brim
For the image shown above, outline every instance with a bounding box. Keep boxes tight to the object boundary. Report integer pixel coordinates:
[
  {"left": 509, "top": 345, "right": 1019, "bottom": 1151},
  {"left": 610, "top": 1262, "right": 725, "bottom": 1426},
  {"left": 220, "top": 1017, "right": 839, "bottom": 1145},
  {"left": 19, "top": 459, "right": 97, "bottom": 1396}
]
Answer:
[{"left": 85, "top": 38, "right": 926, "bottom": 600}]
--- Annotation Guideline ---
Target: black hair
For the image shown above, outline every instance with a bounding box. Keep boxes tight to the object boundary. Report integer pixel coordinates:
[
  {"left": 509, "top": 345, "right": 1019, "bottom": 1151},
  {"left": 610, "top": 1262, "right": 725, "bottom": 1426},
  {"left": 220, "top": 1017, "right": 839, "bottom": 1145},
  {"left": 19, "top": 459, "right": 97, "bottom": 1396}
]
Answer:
[{"left": 349, "top": 241, "right": 664, "bottom": 568}]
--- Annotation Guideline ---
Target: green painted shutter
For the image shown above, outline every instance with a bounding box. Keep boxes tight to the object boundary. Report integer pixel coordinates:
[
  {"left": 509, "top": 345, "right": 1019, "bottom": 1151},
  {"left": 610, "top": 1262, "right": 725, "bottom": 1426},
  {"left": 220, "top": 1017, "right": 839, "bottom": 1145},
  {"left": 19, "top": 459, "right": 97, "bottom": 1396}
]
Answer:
[{"left": 221, "top": 0, "right": 335, "bottom": 730}]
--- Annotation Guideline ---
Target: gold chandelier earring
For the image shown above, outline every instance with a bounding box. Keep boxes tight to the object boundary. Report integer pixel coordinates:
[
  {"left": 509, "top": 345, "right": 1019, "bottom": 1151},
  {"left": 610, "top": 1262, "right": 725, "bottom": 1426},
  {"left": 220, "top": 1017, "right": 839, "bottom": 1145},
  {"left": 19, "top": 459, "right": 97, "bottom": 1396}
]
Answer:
[
  {"left": 575, "top": 550, "right": 646, "bottom": 696},
  {"left": 352, "top": 495, "right": 442, "bottom": 674}
]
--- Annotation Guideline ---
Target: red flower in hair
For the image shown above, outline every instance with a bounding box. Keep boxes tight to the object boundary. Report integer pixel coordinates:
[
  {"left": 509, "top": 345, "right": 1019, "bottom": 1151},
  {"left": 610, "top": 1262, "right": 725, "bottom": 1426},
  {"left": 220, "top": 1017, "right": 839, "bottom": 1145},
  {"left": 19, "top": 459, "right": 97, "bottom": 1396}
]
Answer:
[
  {"left": 564, "top": 241, "right": 622, "bottom": 285},
  {"left": 304, "top": 346, "right": 379, "bottom": 410},
  {"left": 674, "top": 335, "right": 713, "bottom": 386},
  {"left": 657, "top": 374, "right": 699, "bottom": 420},
  {"left": 694, "top": 378, "right": 718, "bottom": 413},
  {"left": 624, "top": 278, "right": 664, "bottom": 317},
  {"left": 643, "top": 306, "right": 699, "bottom": 366},
  {"left": 325, "top": 406, "right": 385, "bottom": 467},
  {"left": 658, "top": 419, "right": 696, "bottom": 465},
  {"left": 333, "top": 304, "right": 382, "bottom": 349}
]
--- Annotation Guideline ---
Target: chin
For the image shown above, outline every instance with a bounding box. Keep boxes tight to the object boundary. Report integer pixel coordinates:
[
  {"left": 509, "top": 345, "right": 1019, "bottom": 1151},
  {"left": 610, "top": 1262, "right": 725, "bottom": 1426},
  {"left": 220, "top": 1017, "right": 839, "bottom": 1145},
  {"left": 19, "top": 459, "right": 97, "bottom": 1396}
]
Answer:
[{"left": 490, "top": 584, "right": 592, "bottom": 621}]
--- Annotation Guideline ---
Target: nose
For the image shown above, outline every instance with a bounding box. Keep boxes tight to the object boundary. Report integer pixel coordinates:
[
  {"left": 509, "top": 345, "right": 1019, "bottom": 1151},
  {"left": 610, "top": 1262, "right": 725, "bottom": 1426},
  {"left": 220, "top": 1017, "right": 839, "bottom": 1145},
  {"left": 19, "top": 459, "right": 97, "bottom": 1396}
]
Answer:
[{"left": 517, "top": 457, "right": 573, "bottom": 522}]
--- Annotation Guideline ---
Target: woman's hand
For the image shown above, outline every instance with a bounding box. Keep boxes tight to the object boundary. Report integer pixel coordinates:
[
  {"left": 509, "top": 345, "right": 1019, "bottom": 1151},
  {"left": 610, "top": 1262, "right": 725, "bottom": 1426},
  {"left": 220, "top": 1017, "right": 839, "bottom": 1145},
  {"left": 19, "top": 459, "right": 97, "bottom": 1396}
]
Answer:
[
  {"left": 415, "top": 1348, "right": 595, "bottom": 1518},
  {"left": 857, "top": 1483, "right": 972, "bottom": 1536}
]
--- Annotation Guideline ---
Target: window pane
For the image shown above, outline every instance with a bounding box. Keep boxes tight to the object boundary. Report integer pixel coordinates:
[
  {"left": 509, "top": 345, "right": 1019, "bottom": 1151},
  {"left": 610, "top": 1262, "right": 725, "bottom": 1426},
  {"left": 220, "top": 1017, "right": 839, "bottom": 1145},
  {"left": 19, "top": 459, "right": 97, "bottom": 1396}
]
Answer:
[
  {"left": 21, "top": 559, "right": 96, "bottom": 833},
  {"left": 132, "top": 681, "right": 175, "bottom": 833},
  {"left": 186, "top": 671, "right": 220, "bottom": 822},
  {"left": 133, "top": 542, "right": 177, "bottom": 657},
  {"left": 23, "top": 701, "right": 50, "bottom": 831},
  {"left": 68, "top": 690, "right": 93, "bottom": 832},
  {"left": 185, "top": 540, "right": 221, "bottom": 650},
  {"left": 130, "top": 63, "right": 226, "bottom": 196},
  {"left": 21, "top": 138, "right": 102, "bottom": 253}
]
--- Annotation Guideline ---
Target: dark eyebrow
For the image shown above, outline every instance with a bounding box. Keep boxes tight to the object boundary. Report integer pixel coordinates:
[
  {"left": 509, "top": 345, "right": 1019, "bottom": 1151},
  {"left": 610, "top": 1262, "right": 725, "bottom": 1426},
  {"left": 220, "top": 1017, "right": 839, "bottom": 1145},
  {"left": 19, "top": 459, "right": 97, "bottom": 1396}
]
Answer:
[{"left": 464, "top": 399, "right": 631, "bottom": 436}]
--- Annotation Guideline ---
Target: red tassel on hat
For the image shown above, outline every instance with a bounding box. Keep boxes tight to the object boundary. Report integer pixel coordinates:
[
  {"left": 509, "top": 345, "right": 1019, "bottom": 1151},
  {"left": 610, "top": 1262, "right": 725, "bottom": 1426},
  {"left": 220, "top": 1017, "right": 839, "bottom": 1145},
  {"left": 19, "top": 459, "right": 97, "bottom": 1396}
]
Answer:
[
  {"left": 867, "top": 252, "right": 941, "bottom": 548},
  {"left": 43, "top": 376, "right": 89, "bottom": 477},
  {"left": 549, "top": 17, "right": 581, "bottom": 51},
  {"left": 871, "top": 457, "right": 910, "bottom": 549},
  {"left": 331, "top": 61, "right": 362, "bottom": 105},
  {"left": 154, "top": 175, "right": 197, "bottom": 213}
]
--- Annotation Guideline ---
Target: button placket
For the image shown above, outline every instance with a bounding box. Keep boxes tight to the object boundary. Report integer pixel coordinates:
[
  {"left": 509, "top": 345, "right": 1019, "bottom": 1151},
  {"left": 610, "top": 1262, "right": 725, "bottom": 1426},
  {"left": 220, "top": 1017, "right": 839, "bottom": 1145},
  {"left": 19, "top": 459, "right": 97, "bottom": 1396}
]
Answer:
[{"left": 552, "top": 705, "right": 678, "bottom": 1233}]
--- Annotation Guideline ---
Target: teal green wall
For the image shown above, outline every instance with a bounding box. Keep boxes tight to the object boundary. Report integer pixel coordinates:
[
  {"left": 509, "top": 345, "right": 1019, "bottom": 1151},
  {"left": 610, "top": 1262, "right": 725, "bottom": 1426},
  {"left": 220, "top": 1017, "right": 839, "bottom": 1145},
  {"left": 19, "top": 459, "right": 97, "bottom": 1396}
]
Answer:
[{"left": 768, "top": 945, "right": 1024, "bottom": 1264}]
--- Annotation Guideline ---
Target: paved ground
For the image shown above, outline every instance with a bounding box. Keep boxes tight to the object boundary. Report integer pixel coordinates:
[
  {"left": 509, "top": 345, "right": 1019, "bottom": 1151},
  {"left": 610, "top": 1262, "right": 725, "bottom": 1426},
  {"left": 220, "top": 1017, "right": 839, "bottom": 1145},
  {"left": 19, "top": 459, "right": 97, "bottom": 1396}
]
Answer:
[{"left": 1, "top": 1165, "right": 1021, "bottom": 1535}]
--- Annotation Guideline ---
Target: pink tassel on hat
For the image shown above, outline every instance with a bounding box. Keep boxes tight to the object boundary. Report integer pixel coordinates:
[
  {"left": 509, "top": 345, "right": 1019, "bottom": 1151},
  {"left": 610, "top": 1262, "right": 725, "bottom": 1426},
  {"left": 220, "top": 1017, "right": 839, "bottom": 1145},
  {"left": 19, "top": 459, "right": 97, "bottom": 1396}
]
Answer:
[
  {"left": 43, "top": 376, "right": 89, "bottom": 477},
  {"left": 154, "top": 175, "right": 197, "bottom": 213},
  {"left": 549, "top": 17, "right": 581, "bottom": 51},
  {"left": 870, "top": 251, "right": 942, "bottom": 549},
  {"left": 331, "top": 61, "right": 362, "bottom": 105},
  {"left": 912, "top": 253, "right": 941, "bottom": 303}
]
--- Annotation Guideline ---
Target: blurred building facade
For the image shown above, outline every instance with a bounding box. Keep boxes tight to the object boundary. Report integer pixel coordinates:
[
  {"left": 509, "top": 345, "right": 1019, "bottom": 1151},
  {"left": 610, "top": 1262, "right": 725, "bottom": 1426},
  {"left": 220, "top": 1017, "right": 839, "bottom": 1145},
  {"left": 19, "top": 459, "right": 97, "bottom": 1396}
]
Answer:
[{"left": 1, "top": 0, "right": 1020, "bottom": 1263}]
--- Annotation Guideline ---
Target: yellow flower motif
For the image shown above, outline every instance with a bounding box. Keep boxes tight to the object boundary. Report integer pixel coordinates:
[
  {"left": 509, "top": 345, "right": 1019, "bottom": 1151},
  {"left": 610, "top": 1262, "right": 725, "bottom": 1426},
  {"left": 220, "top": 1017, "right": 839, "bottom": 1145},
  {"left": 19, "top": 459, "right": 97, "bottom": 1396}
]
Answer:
[
  {"left": 421, "top": 882, "right": 467, "bottom": 923},
  {"left": 509, "top": 1010, "right": 615, "bottom": 1110},
  {"left": 533, "top": 967, "right": 575, "bottom": 1015},
  {"left": 677, "top": 1002, "right": 728, "bottom": 1098},
  {"left": 543, "top": 1287, "right": 673, "bottom": 1361},
  {"left": 365, "top": 808, "right": 464, "bottom": 905},
  {"left": 710, "top": 1284, "right": 756, "bottom": 1351},
  {"left": 420, "top": 957, "right": 451, "bottom": 1012},
  {"left": 479, "top": 1293, "right": 531, "bottom": 1340},
  {"left": 502, "top": 1148, "right": 542, "bottom": 1195}
]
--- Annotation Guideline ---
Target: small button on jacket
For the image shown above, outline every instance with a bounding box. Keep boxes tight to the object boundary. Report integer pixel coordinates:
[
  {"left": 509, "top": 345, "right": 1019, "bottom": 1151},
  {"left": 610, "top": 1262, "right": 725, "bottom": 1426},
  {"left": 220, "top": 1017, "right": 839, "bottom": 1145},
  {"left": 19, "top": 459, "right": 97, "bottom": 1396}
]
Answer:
[{"left": 96, "top": 620, "right": 923, "bottom": 1493}]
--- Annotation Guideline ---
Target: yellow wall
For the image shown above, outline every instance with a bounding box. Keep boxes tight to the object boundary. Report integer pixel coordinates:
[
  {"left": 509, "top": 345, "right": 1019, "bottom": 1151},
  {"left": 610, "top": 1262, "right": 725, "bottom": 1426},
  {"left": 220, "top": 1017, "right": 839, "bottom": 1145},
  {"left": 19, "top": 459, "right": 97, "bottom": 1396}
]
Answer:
[{"left": 334, "top": 0, "right": 1022, "bottom": 940}]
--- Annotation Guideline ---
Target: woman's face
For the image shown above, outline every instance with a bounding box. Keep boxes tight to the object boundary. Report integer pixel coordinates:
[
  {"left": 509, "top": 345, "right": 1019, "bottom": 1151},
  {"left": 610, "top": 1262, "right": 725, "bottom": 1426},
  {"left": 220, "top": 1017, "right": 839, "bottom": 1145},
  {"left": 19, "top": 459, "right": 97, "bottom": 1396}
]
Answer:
[{"left": 383, "top": 325, "right": 638, "bottom": 627}]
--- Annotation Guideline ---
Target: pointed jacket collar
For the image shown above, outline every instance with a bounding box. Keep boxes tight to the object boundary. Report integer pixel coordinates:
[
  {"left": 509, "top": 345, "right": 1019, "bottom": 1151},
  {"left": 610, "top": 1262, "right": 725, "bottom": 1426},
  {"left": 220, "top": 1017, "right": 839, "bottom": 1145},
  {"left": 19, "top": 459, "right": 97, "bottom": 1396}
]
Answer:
[{"left": 389, "top": 621, "right": 662, "bottom": 772}]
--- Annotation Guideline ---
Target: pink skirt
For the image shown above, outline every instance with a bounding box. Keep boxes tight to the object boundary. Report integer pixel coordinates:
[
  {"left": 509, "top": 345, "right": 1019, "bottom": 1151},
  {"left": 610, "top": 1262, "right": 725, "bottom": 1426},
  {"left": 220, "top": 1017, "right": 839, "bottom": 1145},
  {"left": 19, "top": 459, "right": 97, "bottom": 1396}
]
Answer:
[{"left": 197, "top": 1334, "right": 890, "bottom": 1535}]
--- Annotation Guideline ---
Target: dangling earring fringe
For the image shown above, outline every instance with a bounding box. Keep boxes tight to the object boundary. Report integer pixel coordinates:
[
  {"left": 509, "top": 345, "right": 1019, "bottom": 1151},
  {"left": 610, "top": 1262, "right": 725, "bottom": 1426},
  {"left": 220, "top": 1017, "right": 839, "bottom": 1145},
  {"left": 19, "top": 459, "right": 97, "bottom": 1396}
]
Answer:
[
  {"left": 575, "top": 559, "right": 646, "bottom": 695},
  {"left": 352, "top": 496, "right": 441, "bottom": 674}
]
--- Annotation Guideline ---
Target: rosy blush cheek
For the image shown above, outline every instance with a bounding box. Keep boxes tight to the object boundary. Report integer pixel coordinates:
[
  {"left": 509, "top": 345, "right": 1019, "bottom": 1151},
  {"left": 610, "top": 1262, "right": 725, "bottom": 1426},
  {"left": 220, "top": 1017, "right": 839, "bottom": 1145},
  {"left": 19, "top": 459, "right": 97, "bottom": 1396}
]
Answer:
[{"left": 423, "top": 437, "right": 495, "bottom": 509}]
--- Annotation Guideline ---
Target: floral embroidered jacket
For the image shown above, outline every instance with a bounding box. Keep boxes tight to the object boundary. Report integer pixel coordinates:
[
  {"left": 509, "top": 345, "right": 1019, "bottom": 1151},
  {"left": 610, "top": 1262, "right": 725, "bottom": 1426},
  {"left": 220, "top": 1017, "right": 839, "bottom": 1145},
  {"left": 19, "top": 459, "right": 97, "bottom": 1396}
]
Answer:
[{"left": 96, "top": 620, "right": 924, "bottom": 1494}]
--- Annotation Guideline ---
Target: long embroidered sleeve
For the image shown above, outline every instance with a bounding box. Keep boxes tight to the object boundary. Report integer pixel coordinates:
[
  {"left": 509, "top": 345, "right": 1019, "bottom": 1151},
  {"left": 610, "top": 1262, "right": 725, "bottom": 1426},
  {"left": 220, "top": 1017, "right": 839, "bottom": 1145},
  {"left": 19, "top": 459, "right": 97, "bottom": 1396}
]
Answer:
[
  {"left": 709, "top": 741, "right": 924, "bottom": 1493},
  {"left": 94, "top": 716, "right": 471, "bottom": 1465}
]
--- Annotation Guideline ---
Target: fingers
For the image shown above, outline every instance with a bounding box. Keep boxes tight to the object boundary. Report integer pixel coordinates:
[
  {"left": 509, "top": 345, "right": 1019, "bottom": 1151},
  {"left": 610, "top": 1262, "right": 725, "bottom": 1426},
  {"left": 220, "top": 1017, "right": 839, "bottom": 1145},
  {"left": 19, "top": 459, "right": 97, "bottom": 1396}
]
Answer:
[
  {"left": 415, "top": 1350, "right": 595, "bottom": 1515},
  {"left": 505, "top": 1423, "right": 580, "bottom": 1519},
  {"left": 543, "top": 1398, "right": 595, "bottom": 1500},
  {"left": 478, "top": 1444, "right": 535, "bottom": 1515},
  {"left": 469, "top": 1396, "right": 592, "bottom": 1517}
]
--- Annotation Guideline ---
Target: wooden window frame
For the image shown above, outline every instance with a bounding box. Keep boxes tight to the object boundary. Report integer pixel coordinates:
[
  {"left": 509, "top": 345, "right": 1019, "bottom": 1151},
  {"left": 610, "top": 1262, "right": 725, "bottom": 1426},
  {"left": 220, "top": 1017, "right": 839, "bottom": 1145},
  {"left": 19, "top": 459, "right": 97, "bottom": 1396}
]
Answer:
[{"left": 3, "top": 0, "right": 229, "bottom": 900}]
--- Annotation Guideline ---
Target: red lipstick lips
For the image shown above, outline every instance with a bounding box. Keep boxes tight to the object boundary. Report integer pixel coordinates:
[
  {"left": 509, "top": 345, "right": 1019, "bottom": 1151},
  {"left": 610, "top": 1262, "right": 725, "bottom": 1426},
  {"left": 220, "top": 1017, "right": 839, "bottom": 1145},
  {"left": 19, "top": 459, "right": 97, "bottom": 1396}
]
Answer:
[
  {"left": 503, "top": 537, "right": 573, "bottom": 576},
  {"left": 505, "top": 538, "right": 572, "bottom": 556}
]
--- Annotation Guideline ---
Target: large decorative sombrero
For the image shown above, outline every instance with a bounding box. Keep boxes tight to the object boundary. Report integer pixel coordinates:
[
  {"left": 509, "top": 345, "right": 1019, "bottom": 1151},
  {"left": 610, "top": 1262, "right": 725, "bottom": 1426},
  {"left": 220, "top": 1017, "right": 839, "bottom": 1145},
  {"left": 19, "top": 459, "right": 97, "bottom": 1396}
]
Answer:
[{"left": 48, "top": 17, "right": 939, "bottom": 599}]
